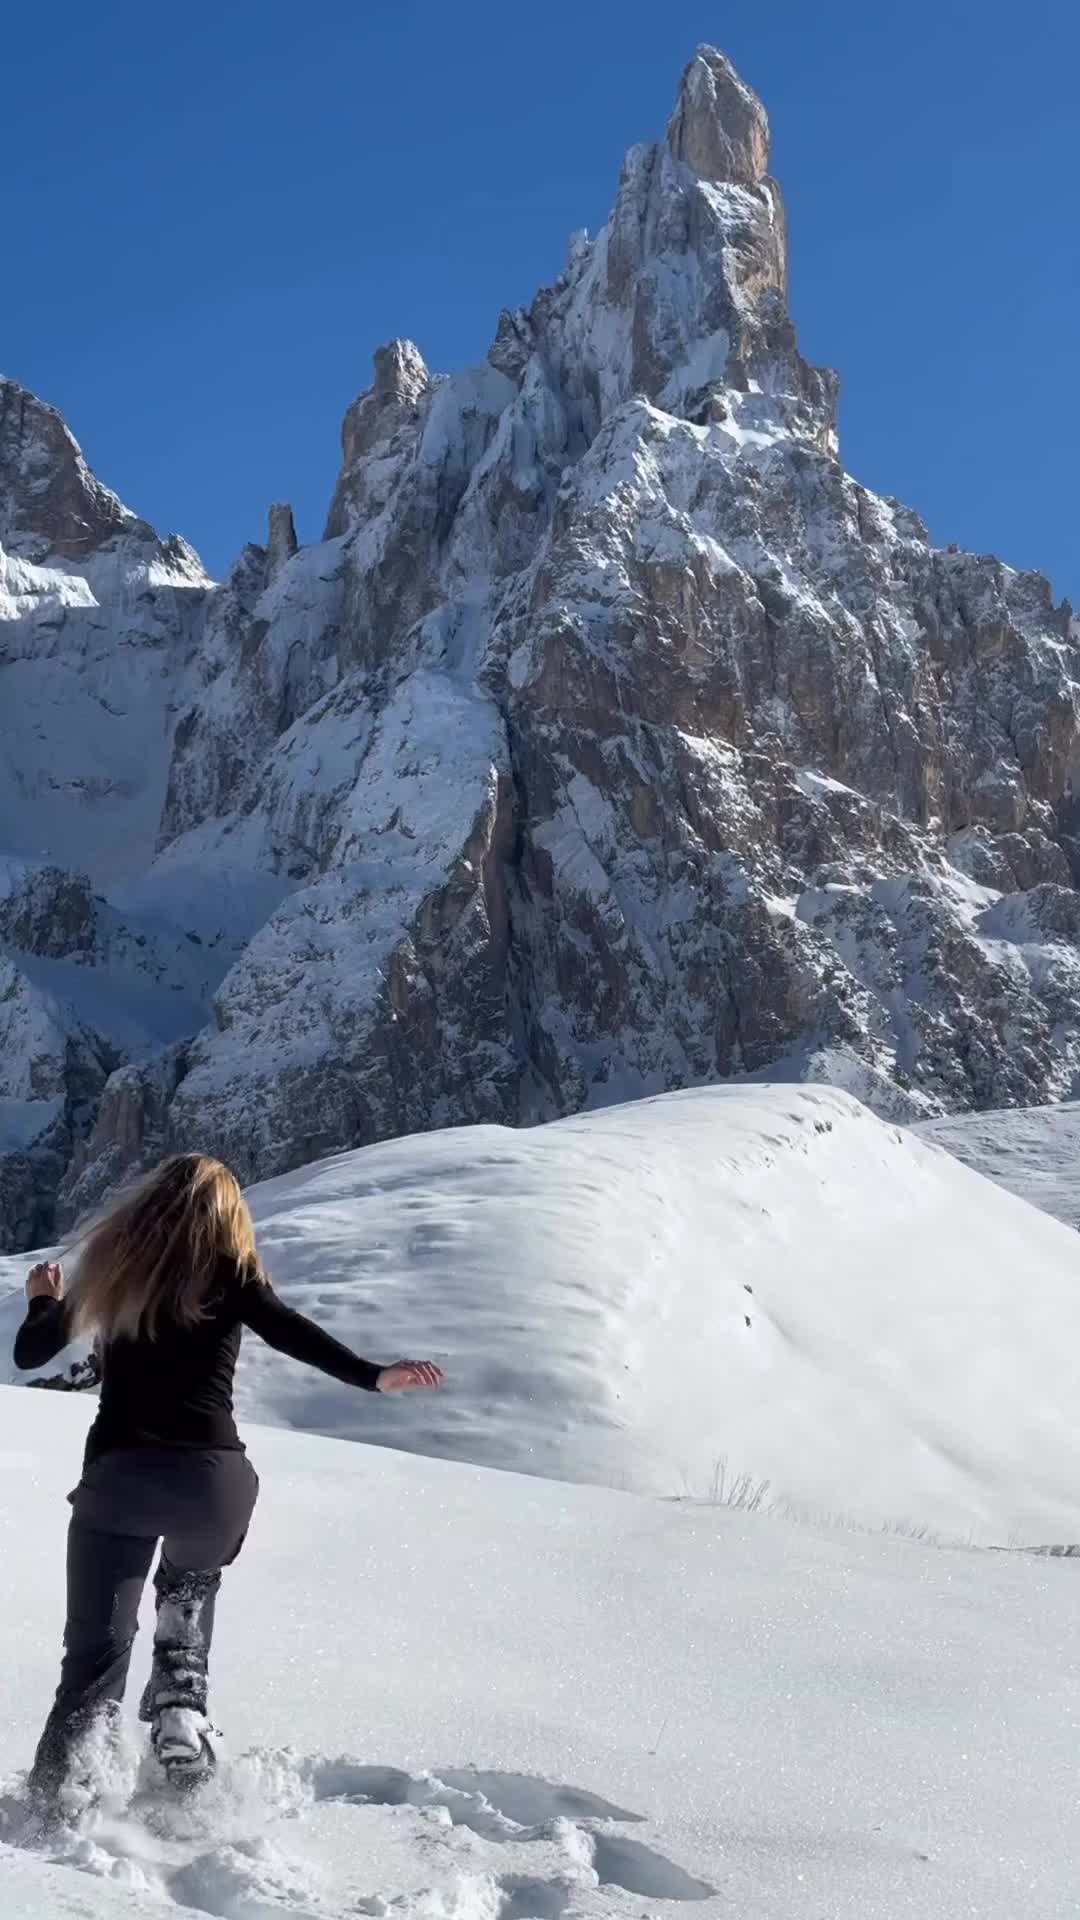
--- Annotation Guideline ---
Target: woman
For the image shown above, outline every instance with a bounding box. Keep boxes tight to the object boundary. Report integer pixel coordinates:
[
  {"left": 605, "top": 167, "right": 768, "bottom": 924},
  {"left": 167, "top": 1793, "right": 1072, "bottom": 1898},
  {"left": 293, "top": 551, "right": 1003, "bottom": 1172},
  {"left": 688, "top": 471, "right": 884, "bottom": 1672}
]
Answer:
[{"left": 13, "top": 1153, "right": 443, "bottom": 1807}]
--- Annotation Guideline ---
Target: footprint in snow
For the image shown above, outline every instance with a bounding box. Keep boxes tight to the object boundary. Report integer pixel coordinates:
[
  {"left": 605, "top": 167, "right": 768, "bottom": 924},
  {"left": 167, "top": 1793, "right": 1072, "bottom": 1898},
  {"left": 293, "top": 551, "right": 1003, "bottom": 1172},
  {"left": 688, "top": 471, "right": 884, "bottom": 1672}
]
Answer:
[
  {"left": 306, "top": 1762, "right": 716, "bottom": 1903},
  {"left": 1, "top": 1756, "right": 717, "bottom": 1918}
]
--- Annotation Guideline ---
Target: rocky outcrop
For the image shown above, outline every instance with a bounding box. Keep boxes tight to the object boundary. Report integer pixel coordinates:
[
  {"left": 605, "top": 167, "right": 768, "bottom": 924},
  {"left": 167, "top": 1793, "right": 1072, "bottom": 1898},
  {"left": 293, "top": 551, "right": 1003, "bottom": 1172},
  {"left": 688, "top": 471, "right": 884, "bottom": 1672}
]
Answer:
[
  {"left": 57, "top": 1045, "right": 190, "bottom": 1230},
  {"left": 324, "top": 339, "right": 432, "bottom": 539},
  {"left": 0, "top": 379, "right": 133, "bottom": 561},
  {"left": 667, "top": 46, "right": 771, "bottom": 186},
  {"left": 266, "top": 502, "right": 298, "bottom": 579},
  {"left": 0, "top": 860, "right": 215, "bottom": 1246},
  {"left": 1, "top": 44, "right": 1079, "bottom": 1239},
  {"left": 0, "top": 1130, "right": 68, "bottom": 1252}
]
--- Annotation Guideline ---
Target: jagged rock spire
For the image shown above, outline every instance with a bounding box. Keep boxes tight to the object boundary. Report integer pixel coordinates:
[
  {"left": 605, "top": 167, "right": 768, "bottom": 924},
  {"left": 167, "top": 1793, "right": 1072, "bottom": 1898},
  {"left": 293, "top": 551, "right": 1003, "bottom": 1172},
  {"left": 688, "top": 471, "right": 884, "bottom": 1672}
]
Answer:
[
  {"left": 267, "top": 502, "right": 299, "bottom": 578},
  {"left": 666, "top": 46, "right": 770, "bottom": 185},
  {"left": 325, "top": 339, "right": 430, "bottom": 538}
]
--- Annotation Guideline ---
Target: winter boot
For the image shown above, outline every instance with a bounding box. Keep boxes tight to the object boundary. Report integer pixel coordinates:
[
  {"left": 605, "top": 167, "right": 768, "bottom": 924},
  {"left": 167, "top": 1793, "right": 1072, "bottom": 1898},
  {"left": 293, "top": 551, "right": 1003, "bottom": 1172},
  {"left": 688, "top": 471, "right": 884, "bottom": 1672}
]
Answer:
[
  {"left": 139, "top": 1557, "right": 221, "bottom": 1785},
  {"left": 26, "top": 1698, "right": 127, "bottom": 1826},
  {"left": 151, "top": 1708, "right": 218, "bottom": 1788}
]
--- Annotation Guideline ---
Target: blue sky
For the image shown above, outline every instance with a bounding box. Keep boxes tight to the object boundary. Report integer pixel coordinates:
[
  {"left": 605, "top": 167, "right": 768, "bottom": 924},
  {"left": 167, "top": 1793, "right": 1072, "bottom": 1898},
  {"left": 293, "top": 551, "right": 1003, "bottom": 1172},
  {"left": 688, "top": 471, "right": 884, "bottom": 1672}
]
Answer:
[{"left": 3, "top": 2, "right": 1077, "bottom": 598}]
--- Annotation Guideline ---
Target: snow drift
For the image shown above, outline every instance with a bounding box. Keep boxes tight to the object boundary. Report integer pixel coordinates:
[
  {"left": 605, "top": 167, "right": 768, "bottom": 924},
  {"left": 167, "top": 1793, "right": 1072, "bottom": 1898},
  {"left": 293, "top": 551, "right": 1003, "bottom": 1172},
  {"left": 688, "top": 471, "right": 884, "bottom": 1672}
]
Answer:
[{"left": 7, "top": 1084, "right": 1080, "bottom": 1543}]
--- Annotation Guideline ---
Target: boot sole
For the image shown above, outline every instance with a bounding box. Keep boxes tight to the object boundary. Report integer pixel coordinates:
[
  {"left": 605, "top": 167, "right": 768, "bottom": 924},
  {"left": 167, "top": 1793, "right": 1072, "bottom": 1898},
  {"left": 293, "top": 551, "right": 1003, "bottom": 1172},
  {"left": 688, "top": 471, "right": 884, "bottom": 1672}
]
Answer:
[{"left": 157, "top": 1729, "right": 217, "bottom": 1788}]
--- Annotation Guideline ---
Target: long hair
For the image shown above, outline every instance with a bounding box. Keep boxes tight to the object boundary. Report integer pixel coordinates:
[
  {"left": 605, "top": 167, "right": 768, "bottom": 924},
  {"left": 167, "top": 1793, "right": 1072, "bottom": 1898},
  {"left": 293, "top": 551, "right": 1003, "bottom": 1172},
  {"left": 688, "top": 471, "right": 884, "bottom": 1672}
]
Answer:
[{"left": 67, "top": 1154, "right": 265, "bottom": 1344}]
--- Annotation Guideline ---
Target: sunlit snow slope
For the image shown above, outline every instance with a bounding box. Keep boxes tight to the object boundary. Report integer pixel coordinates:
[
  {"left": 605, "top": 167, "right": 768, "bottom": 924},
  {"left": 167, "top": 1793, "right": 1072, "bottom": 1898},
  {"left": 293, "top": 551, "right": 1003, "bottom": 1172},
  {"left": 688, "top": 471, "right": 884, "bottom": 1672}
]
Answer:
[
  {"left": 5, "top": 1086, "right": 1080, "bottom": 1543},
  {"left": 2, "top": 1392, "right": 1079, "bottom": 1920}
]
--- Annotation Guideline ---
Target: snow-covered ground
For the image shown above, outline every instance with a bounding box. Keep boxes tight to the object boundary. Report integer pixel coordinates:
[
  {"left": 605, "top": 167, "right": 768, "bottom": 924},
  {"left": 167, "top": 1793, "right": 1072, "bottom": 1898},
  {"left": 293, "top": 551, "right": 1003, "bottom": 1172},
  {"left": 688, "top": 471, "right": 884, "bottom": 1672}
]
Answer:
[
  {"left": 2, "top": 1390, "right": 1080, "bottom": 1920},
  {"left": 5, "top": 1086, "right": 1080, "bottom": 1544},
  {"left": 4, "top": 1086, "right": 1080, "bottom": 1915},
  {"left": 916, "top": 1102, "right": 1080, "bottom": 1231}
]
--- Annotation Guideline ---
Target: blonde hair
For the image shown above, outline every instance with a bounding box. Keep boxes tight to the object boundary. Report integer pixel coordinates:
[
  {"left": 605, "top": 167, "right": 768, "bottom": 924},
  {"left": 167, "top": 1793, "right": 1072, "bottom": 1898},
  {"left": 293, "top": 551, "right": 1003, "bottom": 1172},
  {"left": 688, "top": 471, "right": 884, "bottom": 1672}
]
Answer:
[{"left": 68, "top": 1153, "right": 264, "bottom": 1344}]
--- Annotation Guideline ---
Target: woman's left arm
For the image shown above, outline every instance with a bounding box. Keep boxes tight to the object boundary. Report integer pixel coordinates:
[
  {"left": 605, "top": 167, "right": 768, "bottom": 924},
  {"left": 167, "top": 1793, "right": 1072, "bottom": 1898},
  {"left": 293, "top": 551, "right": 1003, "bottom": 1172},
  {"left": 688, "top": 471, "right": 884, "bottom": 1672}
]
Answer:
[{"left": 239, "top": 1274, "right": 443, "bottom": 1395}]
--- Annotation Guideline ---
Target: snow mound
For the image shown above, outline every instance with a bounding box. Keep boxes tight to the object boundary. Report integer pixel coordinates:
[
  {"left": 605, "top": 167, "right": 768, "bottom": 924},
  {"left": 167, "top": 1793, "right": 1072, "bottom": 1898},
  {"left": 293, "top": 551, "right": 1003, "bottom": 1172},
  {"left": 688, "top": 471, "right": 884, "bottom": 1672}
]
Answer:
[
  {"left": 239, "top": 1084, "right": 1080, "bottom": 1540},
  {"left": 7, "top": 1084, "right": 1079, "bottom": 1542},
  {"left": 2, "top": 1393, "right": 1079, "bottom": 1919}
]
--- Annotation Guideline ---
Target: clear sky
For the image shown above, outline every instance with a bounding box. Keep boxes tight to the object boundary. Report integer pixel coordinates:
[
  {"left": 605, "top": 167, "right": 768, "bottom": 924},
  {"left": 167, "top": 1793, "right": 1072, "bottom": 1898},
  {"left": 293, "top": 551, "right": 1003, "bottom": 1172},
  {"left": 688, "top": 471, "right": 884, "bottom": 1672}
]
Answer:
[{"left": 3, "top": 1, "right": 1077, "bottom": 599}]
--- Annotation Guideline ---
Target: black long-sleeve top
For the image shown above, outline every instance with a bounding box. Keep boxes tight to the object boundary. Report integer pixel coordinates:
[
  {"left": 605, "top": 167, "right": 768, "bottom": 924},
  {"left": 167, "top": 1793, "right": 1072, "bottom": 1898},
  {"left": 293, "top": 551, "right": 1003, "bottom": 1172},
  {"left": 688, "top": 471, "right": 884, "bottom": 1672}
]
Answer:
[{"left": 13, "top": 1258, "right": 382, "bottom": 1467}]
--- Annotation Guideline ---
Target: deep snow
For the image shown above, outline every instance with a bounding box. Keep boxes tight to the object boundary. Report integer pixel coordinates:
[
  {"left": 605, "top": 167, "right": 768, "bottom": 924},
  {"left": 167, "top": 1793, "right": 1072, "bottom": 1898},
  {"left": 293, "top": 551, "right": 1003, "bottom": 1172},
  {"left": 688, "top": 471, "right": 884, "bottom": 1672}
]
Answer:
[
  {"left": 2, "top": 1390, "right": 1080, "bottom": 1920},
  {"left": 5, "top": 1085, "right": 1080, "bottom": 1543}
]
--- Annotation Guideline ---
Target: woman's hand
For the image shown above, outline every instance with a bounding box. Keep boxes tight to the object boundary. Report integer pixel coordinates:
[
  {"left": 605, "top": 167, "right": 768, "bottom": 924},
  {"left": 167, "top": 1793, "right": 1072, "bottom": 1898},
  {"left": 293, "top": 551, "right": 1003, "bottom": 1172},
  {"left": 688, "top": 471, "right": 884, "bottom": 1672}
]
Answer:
[
  {"left": 26, "top": 1261, "right": 64, "bottom": 1302},
  {"left": 376, "top": 1360, "right": 445, "bottom": 1394}
]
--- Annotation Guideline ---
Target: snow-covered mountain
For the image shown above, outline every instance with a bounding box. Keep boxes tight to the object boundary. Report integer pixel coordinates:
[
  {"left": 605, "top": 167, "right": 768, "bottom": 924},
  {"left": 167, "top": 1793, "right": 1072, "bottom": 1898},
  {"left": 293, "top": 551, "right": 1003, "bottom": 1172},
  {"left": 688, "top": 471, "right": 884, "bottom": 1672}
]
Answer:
[{"left": 4, "top": 45, "right": 1080, "bottom": 1244}]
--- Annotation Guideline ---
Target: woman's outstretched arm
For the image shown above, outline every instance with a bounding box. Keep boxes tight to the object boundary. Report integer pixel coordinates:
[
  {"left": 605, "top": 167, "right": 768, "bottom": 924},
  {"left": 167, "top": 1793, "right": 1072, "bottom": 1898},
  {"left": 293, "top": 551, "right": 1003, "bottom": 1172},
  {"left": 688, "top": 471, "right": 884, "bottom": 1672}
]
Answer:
[
  {"left": 239, "top": 1274, "right": 443, "bottom": 1394},
  {"left": 13, "top": 1263, "right": 70, "bottom": 1370}
]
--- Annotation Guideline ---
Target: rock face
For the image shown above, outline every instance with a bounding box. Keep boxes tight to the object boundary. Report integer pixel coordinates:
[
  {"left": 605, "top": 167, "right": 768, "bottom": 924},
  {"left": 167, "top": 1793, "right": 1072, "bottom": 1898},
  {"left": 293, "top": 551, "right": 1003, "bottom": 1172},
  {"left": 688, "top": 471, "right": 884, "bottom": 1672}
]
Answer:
[
  {"left": 667, "top": 46, "right": 771, "bottom": 186},
  {"left": 1, "top": 44, "right": 1079, "bottom": 1244},
  {"left": 0, "top": 381, "right": 132, "bottom": 561}
]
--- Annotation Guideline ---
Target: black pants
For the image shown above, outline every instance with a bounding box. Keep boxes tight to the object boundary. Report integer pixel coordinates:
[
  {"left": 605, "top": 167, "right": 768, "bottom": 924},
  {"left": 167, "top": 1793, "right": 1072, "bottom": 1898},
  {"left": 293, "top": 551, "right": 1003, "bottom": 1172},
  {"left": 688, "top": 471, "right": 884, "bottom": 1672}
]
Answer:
[{"left": 31, "top": 1446, "right": 259, "bottom": 1798}]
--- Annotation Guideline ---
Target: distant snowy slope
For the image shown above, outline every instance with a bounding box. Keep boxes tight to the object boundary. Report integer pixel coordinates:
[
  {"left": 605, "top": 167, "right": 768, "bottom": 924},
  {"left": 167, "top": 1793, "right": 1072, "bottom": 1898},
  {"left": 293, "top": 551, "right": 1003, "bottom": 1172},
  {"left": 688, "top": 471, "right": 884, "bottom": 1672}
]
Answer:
[
  {"left": 7, "top": 1085, "right": 1080, "bottom": 1543},
  {"left": 2, "top": 1392, "right": 1080, "bottom": 1920},
  {"left": 0, "top": 512, "right": 209, "bottom": 890},
  {"left": 915, "top": 1102, "right": 1080, "bottom": 1230}
]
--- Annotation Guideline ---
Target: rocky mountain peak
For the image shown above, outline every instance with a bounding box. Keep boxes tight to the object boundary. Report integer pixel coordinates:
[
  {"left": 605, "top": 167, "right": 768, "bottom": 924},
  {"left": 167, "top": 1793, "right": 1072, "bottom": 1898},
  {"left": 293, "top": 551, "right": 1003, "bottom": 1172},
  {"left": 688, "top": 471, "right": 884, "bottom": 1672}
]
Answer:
[
  {"left": 1, "top": 45, "right": 1079, "bottom": 1251},
  {"left": 0, "top": 376, "right": 135, "bottom": 562},
  {"left": 324, "top": 338, "right": 431, "bottom": 539},
  {"left": 372, "top": 338, "right": 430, "bottom": 408},
  {"left": 666, "top": 45, "right": 771, "bottom": 185}
]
